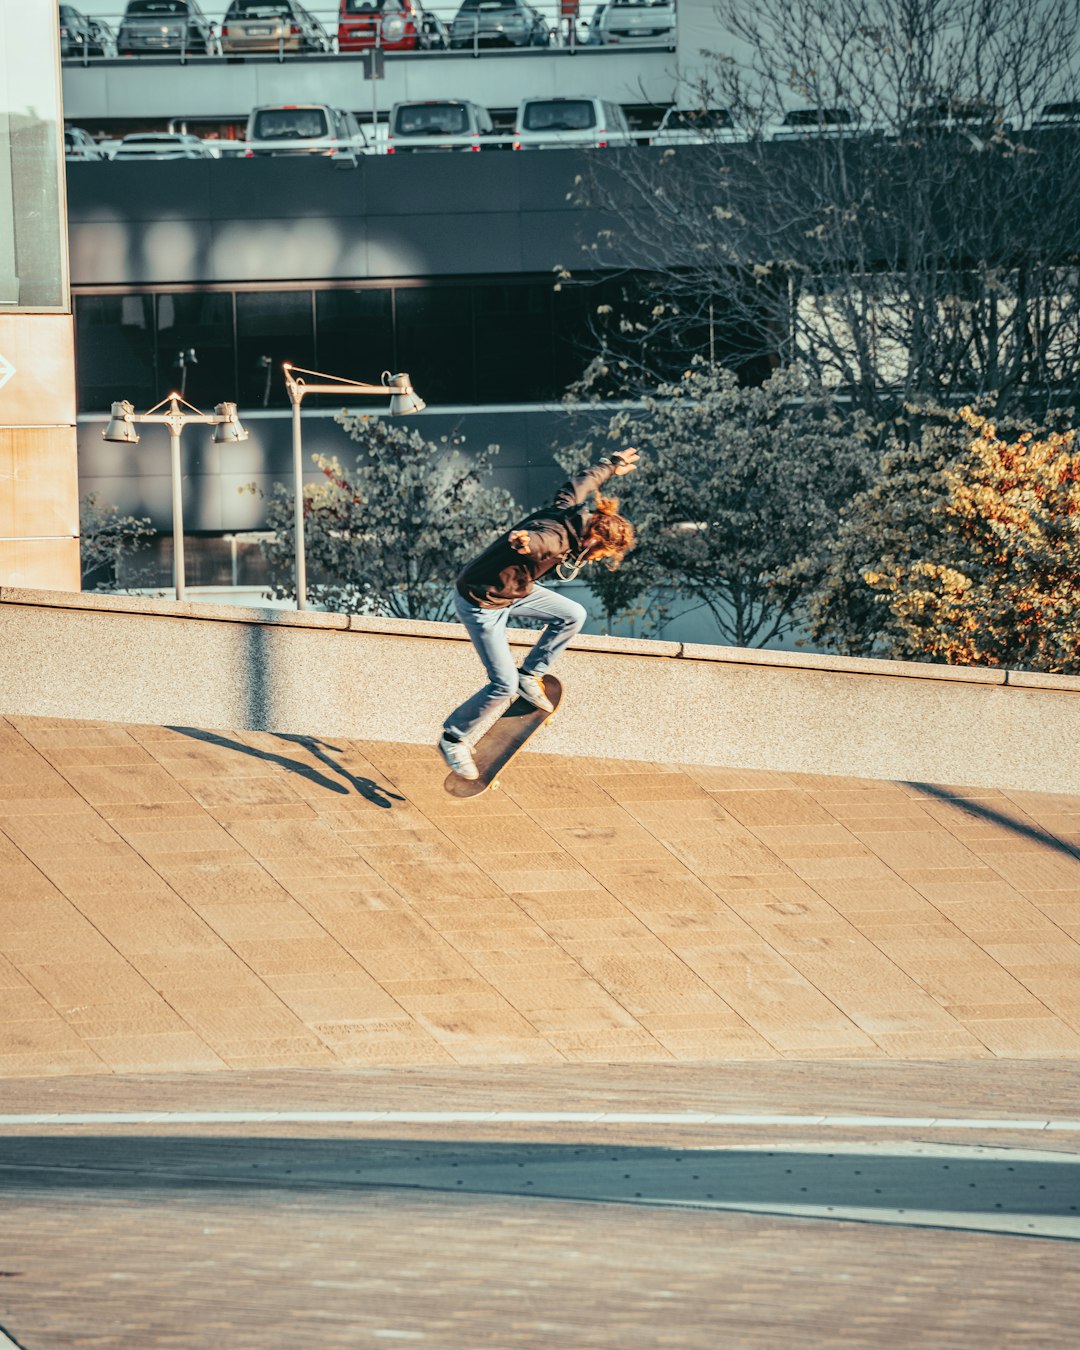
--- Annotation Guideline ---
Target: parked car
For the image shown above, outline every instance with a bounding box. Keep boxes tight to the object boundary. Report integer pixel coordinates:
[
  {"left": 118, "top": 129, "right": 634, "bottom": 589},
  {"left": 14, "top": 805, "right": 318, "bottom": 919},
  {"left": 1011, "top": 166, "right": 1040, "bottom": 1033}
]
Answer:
[
  {"left": 450, "top": 0, "right": 550, "bottom": 49},
  {"left": 338, "top": 0, "right": 448, "bottom": 50},
  {"left": 244, "top": 104, "right": 370, "bottom": 157},
  {"left": 652, "top": 107, "right": 739, "bottom": 145},
  {"left": 221, "top": 0, "right": 331, "bottom": 54},
  {"left": 387, "top": 100, "right": 495, "bottom": 153},
  {"left": 583, "top": 4, "right": 607, "bottom": 43},
  {"left": 117, "top": 0, "right": 218, "bottom": 55},
  {"left": 514, "top": 96, "right": 632, "bottom": 149},
  {"left": 58, "top": 5, "right": 107, "bottom": 57},
  {"left": 770, "top": 107, "right": 858, "bottom": 140},
  {"left": 591, "top": 0, "right": 675, "bottom": 45},
  {"left": 87, "top": 17, "right": 118, "bottom": 56},
  {"left": 64, "top": 127, "right": 107, "bottom": 161},
  {"left": 112, "top": 132, "right": 216, "bottom": 159},
  {"left": 1033, "top": 100, "right": 1080, "bottom": 130}
]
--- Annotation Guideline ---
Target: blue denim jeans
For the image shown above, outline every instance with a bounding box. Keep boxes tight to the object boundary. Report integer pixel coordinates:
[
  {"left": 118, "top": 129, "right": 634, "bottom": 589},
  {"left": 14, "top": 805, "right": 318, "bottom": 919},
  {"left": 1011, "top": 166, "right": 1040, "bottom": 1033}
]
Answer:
[{"left": 443, "top": 584, "right": 587, "bottom": 744}]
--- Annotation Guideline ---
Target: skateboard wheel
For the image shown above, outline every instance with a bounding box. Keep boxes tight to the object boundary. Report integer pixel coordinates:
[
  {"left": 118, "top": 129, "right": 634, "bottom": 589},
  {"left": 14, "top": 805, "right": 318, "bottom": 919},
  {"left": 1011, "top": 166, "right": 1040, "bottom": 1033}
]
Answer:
[{"left": 492, "top": 779, "right": 501, "bottom": 790}]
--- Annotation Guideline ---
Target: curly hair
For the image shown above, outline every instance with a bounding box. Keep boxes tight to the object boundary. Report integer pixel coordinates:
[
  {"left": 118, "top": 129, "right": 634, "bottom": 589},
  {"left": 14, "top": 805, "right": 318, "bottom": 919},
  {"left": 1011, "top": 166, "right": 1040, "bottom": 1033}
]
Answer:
[{"left": 586, "top": 495, "right": 637, "bottom": 570}]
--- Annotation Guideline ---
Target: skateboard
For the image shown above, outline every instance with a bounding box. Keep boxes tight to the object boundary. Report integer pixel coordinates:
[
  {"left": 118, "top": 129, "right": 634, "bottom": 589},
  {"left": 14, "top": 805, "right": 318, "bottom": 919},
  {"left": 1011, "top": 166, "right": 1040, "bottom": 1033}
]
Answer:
[{"left": 443, "top": 674, "right": 563, "bottom": 799}]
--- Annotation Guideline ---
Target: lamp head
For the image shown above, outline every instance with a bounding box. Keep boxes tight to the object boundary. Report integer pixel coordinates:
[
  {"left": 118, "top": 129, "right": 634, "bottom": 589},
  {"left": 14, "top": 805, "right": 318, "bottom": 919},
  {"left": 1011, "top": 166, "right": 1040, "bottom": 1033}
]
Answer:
[
  {"left": 211, "top": 401, "right": 249, "bottom": 443},
  {"left": 102, "top": 400, "right": 139, "bottom": 444},
  {"left": 385, "top": 371, "right": 426, "bottom": 415}
]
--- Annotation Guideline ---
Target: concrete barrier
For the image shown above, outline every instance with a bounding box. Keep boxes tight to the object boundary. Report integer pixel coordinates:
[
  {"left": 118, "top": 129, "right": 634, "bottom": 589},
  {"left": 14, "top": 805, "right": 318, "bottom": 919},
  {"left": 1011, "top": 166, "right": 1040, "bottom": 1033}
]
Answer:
[{"left": 0, "top": 587, "right": 1076, "bottom": 793}]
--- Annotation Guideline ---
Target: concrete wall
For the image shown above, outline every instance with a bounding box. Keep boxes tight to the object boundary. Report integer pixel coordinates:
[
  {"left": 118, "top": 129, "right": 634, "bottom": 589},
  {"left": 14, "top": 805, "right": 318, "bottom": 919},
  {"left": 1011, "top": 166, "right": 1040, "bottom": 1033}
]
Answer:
[
  {"left": 1, "top": 587, "right": 1076, "bottom": 793},
  {"left": 61, "top": 49, "right": 679, "bottom": 125}
]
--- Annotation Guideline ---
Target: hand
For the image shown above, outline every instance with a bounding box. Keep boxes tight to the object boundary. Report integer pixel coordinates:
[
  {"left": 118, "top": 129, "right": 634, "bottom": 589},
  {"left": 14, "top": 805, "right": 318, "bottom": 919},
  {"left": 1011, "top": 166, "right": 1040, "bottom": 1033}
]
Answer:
[
  {"left": 611, "top": 446, "right": 640, "bottom": 475},
  {"left": 508, "top": 530, "right": 531, "bottom": 554}
]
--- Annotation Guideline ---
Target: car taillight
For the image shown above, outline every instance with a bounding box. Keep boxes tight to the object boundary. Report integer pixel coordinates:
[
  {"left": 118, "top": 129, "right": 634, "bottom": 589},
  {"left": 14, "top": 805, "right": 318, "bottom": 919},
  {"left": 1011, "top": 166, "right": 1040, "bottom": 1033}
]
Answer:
[
  {"left": 244, "top": 149, "right": 254, "bottom": 158},
  {"left": 513, "top": 140, "right": 521, "bottom": 149},
  {"left": 387, "top": 145, "right": 395, "bottom": 154},
  {"left": 290, "top": 23, "right": 301, "bottom": 34},
  {"left": 598, "top": 140, "right": 608, "bottom": 148},
  {"left": 221, "top": 24, "right": 229, "bottom": 35},
  {"left": 470, "top": 142, "right": 480, "bottom": 152}
]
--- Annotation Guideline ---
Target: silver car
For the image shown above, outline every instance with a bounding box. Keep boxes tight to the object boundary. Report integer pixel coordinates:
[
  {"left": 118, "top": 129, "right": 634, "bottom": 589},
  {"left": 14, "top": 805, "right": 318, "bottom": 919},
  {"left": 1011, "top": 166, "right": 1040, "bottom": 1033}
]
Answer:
[
  {"left": 592, "top": 0, "right": 675, "bottom": 45},
  {"left": 244, "top": 105, "right": 370, "bottom": 158},
  {"left": 112, "top": 132, "right": 216, "bottom": 160},
  {"left": 117, "top": 0, "right": 218, "bottom": 56}
]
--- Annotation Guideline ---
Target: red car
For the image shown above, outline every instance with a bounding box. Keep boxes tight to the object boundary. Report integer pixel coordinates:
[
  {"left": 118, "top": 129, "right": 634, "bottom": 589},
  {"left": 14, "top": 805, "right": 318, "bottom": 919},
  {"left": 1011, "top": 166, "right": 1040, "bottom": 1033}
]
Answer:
[{"left": 338, "top": 0, "right": 448, "bottom": 50}]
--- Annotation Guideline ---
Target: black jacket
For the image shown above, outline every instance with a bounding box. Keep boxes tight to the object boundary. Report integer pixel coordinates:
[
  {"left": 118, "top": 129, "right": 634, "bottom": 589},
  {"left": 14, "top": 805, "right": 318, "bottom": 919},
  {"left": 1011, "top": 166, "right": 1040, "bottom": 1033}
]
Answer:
[{"left": 456, "top": 462, "right": 617, "bottom": 608}]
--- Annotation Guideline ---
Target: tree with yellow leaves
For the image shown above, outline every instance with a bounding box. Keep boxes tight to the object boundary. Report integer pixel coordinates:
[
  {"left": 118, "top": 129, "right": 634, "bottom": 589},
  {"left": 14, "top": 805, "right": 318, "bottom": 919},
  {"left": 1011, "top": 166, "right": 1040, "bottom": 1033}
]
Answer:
[{"left": 799, "top": 408, "right": 1080, "bottom": 674}]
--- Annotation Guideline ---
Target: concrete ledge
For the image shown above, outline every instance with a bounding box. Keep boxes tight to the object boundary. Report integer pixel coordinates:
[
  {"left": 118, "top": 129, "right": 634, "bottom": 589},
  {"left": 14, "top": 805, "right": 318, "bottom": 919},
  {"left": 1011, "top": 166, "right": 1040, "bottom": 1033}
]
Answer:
[{"left": 0, "top": 587, "right": 1076, "bottom": 790}]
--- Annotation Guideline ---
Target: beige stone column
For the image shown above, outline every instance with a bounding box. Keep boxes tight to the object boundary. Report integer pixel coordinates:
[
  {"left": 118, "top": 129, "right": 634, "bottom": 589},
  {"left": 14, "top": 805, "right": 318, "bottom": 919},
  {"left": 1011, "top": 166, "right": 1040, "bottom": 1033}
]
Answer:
[{"left": 0, "top": 4, "right": 80, "bottom": 592}]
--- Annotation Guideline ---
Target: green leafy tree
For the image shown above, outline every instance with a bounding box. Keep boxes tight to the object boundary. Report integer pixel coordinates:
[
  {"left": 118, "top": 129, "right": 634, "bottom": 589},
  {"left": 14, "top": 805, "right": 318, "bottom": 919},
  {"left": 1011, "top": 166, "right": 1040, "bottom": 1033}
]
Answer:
[
  {"left": 257, "top": 414, "right": 518, "bottom": 620},
  {"left": 79, "top": 493, "right": 155, "bottom": 591},
  {"left": 560, "top": 363, "right": 874, "bottom": 646},
  {"left": 797, "top": 406, "right": 1080, "bottom": 672}
]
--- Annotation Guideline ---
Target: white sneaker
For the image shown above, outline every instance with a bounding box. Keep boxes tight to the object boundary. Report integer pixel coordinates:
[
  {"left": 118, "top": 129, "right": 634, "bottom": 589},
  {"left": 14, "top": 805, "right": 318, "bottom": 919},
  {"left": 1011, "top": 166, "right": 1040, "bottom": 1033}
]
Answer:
[
  {"left": 518, "top": 672, "right": 554, "bottom": 713},
  {"left": 438, "top": 735, "right": 479, "bottom": 780}
]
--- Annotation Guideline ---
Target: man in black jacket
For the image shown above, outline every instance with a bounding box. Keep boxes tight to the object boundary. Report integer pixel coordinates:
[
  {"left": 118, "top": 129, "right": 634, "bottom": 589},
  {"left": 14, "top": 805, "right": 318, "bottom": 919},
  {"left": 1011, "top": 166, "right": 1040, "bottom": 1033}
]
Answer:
[{"left": 439, "top": 448, "right": 638, "bottom": 780}]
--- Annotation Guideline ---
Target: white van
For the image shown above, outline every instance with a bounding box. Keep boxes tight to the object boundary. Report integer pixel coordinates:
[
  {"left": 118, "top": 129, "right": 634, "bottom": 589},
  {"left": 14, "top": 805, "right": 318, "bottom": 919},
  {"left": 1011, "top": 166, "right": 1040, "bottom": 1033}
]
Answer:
[
  {"left": 387, "top": 100, "right": 495, "bottom": 154},
  {"left": 513, "top": 96, "right": 633, "bottom": 150},
  {"left": 244, "top": 104, "right": 370, "bottom": 158}
]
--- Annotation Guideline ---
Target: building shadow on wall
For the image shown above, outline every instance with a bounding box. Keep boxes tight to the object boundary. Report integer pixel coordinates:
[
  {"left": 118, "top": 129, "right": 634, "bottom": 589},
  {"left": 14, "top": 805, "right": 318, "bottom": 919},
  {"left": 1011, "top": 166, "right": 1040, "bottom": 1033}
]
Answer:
[{"left": 2, "top": 1136, "right": 1077, "bottom": 1241}]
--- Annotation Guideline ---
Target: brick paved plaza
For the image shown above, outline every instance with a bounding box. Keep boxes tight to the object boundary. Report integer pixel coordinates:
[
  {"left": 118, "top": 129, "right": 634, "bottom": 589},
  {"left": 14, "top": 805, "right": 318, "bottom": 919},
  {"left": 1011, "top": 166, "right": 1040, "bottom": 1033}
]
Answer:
[{"left": 2, "top": 716, "right": 1079, "bottom": 1346}]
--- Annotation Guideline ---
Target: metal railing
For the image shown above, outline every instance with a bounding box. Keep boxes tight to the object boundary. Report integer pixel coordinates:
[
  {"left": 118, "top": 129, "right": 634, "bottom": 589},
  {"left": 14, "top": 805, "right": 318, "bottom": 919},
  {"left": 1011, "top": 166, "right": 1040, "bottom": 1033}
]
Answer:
[{"left": 60, "top": 4, "right": 677, "bottom": 65}]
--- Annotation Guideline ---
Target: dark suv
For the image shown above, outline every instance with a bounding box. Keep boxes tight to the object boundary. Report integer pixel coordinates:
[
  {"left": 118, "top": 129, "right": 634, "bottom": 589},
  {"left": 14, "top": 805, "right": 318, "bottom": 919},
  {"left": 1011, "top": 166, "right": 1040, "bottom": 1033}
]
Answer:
[
  {"left": 59, "top": 5, "right": 108, "bottom": 57},
  {"left": 117, "top": 0, "right": 217, "bottom": 56},
  {"left": 450, "top": 0, "right": 550, "bottom": 48}
]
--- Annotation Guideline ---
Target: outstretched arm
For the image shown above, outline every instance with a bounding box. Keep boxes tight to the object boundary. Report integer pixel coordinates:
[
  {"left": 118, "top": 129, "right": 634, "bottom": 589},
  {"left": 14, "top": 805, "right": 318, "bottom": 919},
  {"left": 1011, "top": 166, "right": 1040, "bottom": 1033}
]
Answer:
[{"left": 550, "top": 447, "right": 639, "bottom": 510}]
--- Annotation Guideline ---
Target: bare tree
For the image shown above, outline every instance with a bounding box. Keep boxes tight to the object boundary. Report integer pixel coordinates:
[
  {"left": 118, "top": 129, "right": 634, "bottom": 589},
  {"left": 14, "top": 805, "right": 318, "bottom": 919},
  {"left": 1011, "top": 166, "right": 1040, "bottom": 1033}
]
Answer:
[{"left": 574, "top": 0, "right": 1080, "bottom": 424}]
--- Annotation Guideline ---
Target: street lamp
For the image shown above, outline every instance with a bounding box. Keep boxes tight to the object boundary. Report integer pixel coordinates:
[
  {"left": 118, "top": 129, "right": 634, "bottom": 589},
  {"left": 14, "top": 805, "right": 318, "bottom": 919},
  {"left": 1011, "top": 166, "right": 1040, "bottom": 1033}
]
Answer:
[
  {"left": 282, "top": 363, "right": 426, "bottom": 611},
  {"left": 102, "top": 393, "right": 248, "bottom": 602}
]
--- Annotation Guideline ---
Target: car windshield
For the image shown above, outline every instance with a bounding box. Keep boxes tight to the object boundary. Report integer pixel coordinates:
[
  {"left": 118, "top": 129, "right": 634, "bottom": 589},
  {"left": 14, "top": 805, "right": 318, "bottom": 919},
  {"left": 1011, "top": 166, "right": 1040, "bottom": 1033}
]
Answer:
[
  {"left": 344, "top": 0, "right": 391, "bottom": 11},
  {"left": 783, "top": 107, "right": 851, "bottom": 127},
  {"left": 394, "top": 104, "right": 469, "bottom": 135},
  {"left": 253, "top": 109, "right": 330, "bottom": 140},
  {"left": 125, "top": 1, "right": 190, "bottom": 14},
  {"left": 458, "top": 0, "right": 519, "bottom": 9},
  {"left": 666, "top": 109, "right": 733, "bottom": 131},
  {"left": 611, "top": 0, "right": 669, "bottom": 6},
  {"left": 522, "top": 100, "right": 596, "bottom": 132},
  {"left": 228, "top": 2, "right": 293, "bottom": 15}
]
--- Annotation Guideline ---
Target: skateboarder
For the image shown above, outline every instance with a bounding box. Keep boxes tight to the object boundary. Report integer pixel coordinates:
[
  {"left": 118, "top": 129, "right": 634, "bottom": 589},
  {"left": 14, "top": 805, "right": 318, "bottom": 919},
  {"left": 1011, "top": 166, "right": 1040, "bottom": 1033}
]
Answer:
[{"left": 438, "top": 448, "right": 640, "bottom": 780}]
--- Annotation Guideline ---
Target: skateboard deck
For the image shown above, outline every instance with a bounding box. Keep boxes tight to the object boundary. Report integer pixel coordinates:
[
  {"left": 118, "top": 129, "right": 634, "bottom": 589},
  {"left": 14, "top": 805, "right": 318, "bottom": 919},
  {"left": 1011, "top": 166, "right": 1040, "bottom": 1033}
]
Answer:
[{"left": 443, "top": 674, "right": 563, "bottom": 799}]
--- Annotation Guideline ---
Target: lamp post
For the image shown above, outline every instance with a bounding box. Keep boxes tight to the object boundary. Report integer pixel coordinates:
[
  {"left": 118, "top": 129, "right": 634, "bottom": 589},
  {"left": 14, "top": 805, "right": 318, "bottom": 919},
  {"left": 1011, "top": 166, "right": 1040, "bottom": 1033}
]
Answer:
[
  {"left": 102, "top": 393, "right": 248, "bottom": 602},
  {"left": 282, "top": 363, "right": 425, "bottom": 611}
]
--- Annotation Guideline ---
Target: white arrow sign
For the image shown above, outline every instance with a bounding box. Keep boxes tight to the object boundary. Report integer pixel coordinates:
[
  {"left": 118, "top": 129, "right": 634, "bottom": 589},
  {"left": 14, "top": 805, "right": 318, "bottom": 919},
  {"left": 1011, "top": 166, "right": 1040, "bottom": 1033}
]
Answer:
[{"left": 0, "top": 353, "right": 15, "bottom": 392}]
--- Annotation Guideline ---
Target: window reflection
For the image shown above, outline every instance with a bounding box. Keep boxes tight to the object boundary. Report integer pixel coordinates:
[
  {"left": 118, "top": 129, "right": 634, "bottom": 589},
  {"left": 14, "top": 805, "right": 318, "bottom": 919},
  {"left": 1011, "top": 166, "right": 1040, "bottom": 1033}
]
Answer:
[
  {"left": 236, "top": 290, "right": 314, "bottom": 408},
  {"left": 76, "top": 294, "right": 155, "bottom": 409},
  {"left": 315, "top": 289, "right": 394, "bottom": 384},
  {"left": 157, "top": 292, "right": 237, "bottom": 407},
  {"left": 394, "top": 286, "right": 474, "bottom": 405},
  {"left": 0, "top": 1, "right": 66, "bottom": 310}
]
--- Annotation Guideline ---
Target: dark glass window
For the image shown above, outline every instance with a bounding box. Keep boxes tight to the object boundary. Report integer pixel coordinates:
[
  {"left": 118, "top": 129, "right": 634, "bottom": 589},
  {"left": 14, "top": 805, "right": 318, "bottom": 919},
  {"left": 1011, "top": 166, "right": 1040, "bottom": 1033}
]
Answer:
[
  {"left": 394, "top": 286, "right": 475, "bottom": 405},
  {"left": 155, "top": 292, "right": 236, "bottom": 409},
  {"left": 236, "top": 290, "right": 314, "bottom": 408},
  {"left": 75, "top": 294, "right": 155, "bottom": 411},
  {"left": 474, "top": 283, "right": 553, "bottom": 402},
  {"left": 315, "top": 289, "right": 394, "bottom": 389}
]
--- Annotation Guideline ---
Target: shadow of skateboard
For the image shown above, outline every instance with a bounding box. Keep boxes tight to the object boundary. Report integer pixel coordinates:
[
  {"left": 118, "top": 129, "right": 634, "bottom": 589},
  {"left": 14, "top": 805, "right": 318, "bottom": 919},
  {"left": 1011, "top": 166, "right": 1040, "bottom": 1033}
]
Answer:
[{"left": 443, "top": 674, "right": 563, "bottom": 799}]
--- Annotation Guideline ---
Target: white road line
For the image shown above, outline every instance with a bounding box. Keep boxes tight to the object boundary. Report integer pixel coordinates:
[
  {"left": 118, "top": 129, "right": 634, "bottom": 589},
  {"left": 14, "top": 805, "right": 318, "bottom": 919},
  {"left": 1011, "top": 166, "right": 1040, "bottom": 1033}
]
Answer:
[{"left": 0, "top": 1111, "right": 1077, "bottom": 1130}]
